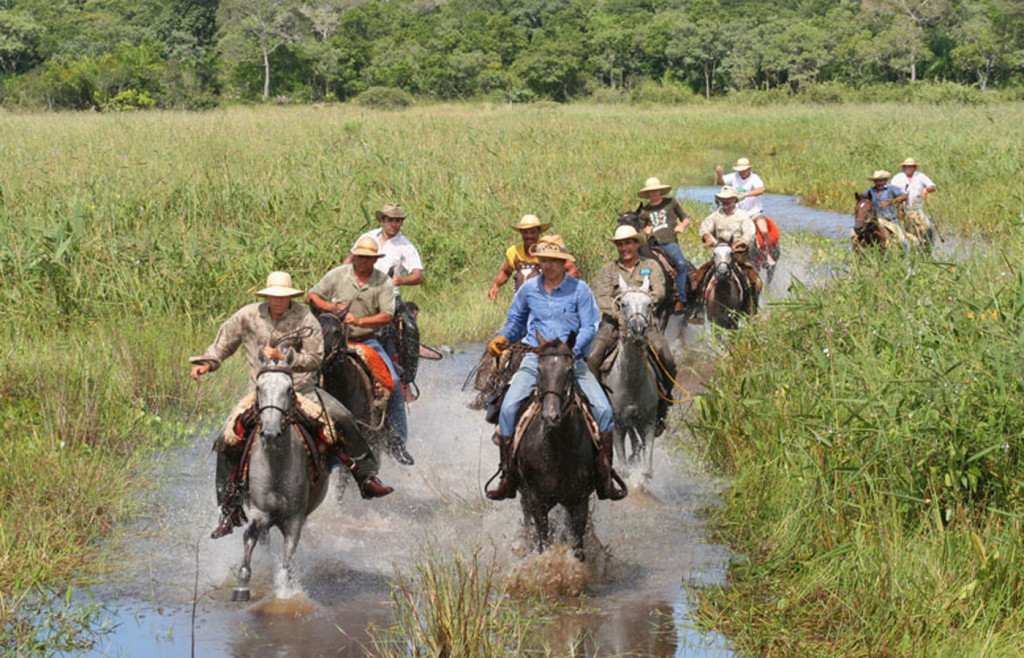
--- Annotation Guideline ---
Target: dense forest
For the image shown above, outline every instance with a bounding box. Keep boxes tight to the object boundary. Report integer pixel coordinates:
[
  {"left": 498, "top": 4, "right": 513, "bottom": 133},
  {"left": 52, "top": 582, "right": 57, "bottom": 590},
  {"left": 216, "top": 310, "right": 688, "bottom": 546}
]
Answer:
[{"left": 0, "top": 0, "right": 1021, "bottom": 109}]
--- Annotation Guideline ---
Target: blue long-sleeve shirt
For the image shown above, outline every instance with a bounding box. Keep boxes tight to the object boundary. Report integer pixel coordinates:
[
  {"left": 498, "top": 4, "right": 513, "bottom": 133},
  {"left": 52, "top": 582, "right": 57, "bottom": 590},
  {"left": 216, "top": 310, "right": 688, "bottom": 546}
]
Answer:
[
  {"left": 865, "top": 184, "right": 905, "bottom": 221},
  {"left": 500, "top": 275, "right": 599, "bottom": 359}
]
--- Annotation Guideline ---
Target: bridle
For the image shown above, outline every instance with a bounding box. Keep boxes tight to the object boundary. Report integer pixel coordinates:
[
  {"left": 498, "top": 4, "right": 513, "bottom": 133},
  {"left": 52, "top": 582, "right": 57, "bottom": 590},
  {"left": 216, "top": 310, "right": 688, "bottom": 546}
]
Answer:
[{"left": 536, "top": 346, "right": 577, "bottom": 417}]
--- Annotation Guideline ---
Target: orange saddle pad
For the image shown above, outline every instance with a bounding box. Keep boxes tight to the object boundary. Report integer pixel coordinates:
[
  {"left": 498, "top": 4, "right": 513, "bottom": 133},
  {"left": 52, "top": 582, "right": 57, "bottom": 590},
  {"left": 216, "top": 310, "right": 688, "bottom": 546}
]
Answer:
[{"left": 350, "top": 342, "right": 395, "bottom": 391}]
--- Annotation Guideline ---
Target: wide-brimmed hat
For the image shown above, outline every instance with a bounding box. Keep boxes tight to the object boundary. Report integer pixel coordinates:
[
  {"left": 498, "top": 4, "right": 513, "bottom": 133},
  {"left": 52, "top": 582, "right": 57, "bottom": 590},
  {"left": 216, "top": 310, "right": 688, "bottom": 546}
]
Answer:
[
  {"left": 610, "top": 224, "right": 646, "bottom": 244},
  {"left": 350, "top": 236, "right": 385, "bottom": 258},
  {"left": 512, "top": 214, "right": 551, "bottom": 233},
  {"left": 868, "top": 170, "right": 892, "bottom": 181},
  {"left": 637, "top": 177, "right": 672, "bottom": 198},
  {"left": 257, "top": 271, "right": 304, "bottom": 297},
  {"left": 715, "top": 186, "right": 740, "bottom": 201},
  {"left": 374, "top": 203, "right": 407, "bottom": 222},
  {"left": 529, "top": 234, "right": 576, "bottom": 262},
  {"left": 732, "top": 157, "right": 752, "bottom": 171},
  {"left": 900, "top": 157, "right": 919, "bottom": 168}
]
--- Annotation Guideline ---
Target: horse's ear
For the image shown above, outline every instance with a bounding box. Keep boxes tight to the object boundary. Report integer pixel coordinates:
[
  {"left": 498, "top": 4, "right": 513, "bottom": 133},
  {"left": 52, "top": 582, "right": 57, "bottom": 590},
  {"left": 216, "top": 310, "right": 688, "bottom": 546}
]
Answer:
[
  {"left": 635, "top": 202, "right": 643, "bottom": 213},
  {"left": 258, "top": 349, "right": 269, "bottom": 365},
  {"left": 535, "top": 330, "right": 548, "bottom": 346},
  {"left": 285, "top": 349, "right": 296, "bottom": 367},
  {"left": 640, "top": 276, "right": 650, "bottom": 293},
  {"left": 617, "top": 274, "right": 629, "bottom": 292},
  {"left": 566, "top": 332, "right": 577, "bottom": 351},
  {"left": 854, "top": 191, "right": 863, "bottom": 202}
]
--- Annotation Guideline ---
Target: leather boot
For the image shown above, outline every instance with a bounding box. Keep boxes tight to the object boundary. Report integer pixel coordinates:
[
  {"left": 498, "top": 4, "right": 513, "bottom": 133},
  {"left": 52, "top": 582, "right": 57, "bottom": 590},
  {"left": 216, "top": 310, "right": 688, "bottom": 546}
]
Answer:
[
  {"left": 485, "top": 434, "right": 517, "bottom": 500},
  {"left": 595, "top": 431, "right": 627, "bottom": 501},
  {"left": 212, "top": 442, "right": 247, "bottom": 539},
  {"left": 337, "top": 445, "right": 394, "bottom": 499}
]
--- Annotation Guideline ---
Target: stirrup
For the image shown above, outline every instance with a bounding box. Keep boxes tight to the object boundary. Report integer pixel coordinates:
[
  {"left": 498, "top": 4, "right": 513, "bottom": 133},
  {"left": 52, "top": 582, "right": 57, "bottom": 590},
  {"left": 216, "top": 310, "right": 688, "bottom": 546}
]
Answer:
[
  {"left": 211, "top": 507, "right": 247, "bottom": 539},
  {"left": 484, "top": 470, "right": 516, "bottom": 500}
]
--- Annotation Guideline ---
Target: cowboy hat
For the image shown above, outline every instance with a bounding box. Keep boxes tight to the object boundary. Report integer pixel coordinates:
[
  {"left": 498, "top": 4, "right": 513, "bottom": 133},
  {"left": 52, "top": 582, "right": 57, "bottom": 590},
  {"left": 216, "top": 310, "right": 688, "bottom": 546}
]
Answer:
[
  {"left": 350, "top": 236, "right": 385, "bottom": 258},
  {"left": 732, "top": 157, "right": 752, "bottom": 171},
  {"left": 637, "top": 177, "right": 672, "bottom": 197},
  {"left": 610, "top": 224, "right": 646, "bottom": 244},
  {"left": 511, "top": 214, "right": 551, "bottom": 233},
  {"left": 374, "top": 203, "right": 407, "bottom": 221},
  {"left": 899, "top": 158, "right": 919, "bottom": 167},
  {"left": 715, "top": 186, "right": 740, "bottom": 201},
  {"left": 257, "top": 271, "right": 304, "bottom": 297},
  {"left": 868, "top": 170, "right": 892, "bottom": 181},
  {"left": 529, "top": 234, "right": 576, "bottom": 262}
]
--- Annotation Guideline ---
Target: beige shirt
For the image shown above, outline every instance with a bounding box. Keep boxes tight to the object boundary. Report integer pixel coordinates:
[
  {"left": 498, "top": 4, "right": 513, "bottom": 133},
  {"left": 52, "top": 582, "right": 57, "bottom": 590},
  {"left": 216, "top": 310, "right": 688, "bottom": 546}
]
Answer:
[
  {"left": 189, "top": 302, "right": 323, "bottom": 393},
  {"left": 308, "top": 264, "right": 395, "bottom": 340},
  {"left": 699, "top": 208, "right": 756, "bottom": 247},
  {"left": 592, "top": 257, "right": 666, "bottom": 318}
]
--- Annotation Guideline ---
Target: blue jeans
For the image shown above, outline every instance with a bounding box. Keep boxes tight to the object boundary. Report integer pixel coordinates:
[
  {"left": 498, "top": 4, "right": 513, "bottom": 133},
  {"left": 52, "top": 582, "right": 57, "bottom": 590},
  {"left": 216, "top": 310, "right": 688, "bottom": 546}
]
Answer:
[
  {"left": 498, "top": 352, "right": 614, "bottom": 436},
  {"left": 658, "top": 242, "right": 693, "bottom": 304},
  {"left": 362, "top": 338, "right": 408, "bottom": 441}
]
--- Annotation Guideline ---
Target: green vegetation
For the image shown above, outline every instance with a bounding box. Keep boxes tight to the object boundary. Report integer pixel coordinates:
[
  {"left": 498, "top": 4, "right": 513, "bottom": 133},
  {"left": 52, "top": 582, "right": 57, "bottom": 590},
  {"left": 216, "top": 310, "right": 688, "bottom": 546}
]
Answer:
[
  {"left": 690, "top": 249, "right": 1024, "bottom": 654},
  {"left": 0, "top": 102, "right": 1022, "bottom": 651},
  {"left": 0, "top": 0, "right": 1022, "bottom": 108}
]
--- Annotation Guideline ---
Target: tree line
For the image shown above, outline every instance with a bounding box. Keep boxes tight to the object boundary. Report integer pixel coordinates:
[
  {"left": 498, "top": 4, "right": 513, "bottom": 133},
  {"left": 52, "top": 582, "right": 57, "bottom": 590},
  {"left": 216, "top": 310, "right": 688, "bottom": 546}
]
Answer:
[{"left": 0, "top": 0, "right": 1021, "bottom": 110}]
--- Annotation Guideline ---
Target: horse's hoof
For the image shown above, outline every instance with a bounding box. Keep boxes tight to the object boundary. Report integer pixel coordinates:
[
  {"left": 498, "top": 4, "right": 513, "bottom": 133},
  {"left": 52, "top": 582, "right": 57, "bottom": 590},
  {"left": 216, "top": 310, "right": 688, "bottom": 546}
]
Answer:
[{"left": 231, "top": 587, "right": 251, "bottom": 602}]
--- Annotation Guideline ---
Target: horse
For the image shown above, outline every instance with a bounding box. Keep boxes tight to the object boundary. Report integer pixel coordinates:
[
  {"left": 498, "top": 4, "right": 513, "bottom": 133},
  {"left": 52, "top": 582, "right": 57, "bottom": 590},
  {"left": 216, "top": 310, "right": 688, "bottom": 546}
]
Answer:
[
  {"left": 851, "top": 192, "right": 892, "bottom": 254},
  {"left": 231, "top": 351, "right": 329, "bottom": 602},
  {"left": 701, "top": 243, "right": 755, "bottom": 330},
  {"left": 604, "top": 276, "right": 659, "bottom": 486},
  {"left": 514, "top": 336, "right": 597, "bottom": 560}
]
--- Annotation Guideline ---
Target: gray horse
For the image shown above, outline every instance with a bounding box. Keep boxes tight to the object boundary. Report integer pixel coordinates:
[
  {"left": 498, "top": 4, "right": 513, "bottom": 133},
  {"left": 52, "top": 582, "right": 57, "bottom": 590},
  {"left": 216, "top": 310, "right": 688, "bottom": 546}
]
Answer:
[
  {"left": 703, "top": 243, "right": 754, "bottom": 329},
  {"left": 605, "top": 276, "right": 659, "bottom": 487},
  {"left": 232, "top": 351, "right": 329, "bottom": 602}
]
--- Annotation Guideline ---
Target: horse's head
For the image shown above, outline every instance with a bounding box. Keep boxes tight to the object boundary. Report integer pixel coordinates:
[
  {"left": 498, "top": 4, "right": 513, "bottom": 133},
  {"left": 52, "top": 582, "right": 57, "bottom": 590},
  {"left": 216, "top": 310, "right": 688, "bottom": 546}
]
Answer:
[
  {"left": 316, "top": 311, "right": 347, "bottom": 362},
  {"left": 256, "top": 350, "right": 297, "bottom": 447},
  {"left": 617, "top": 275, "right": 652, "bottom": 345},
  {"left": 616, "top": 209, "right": 642, "bottom": 232},
  {"left": 712, "top": 243, "right": 734, "bottom": 276},
  {"left": 534, "top": 333, "right": 576, "bottom": 429},
  {"left": 853, "top": 191, "right": 876, "bottom": 232}
]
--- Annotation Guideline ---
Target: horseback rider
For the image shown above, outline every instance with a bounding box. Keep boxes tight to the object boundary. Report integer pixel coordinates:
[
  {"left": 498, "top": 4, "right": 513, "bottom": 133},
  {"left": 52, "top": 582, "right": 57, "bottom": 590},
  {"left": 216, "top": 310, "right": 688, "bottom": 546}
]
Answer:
[
  {"left": 485, "top": 235, "right": 625, "bottom": 502},
  {"left": 587, "top": 225, "right": 677, "bottom": 437},
  {"left": 863, "top": 170, "right": 910, "bottom": 249},
  {"left": 189, "top": 271, "right": 394, "bottom": 540},
  {"left": 488, "top": 214, "right": 580, "bottom": 300},
  {"left": 891, "top": 158, "right": 937, "bottom": 244},
  {"left": 716, "top": 157, "right": 776, "bottom": 268},
  {"left": 697, "top": 187, "right": 762, "bottom": 307},
  {"left": 636, "top": 177, "right": 694, "bottom": 311},
  {"left": 308, "top": 237, "right": 416, "bottom": 466},
  {"left": 345, "top": 203, "right": 424, "bottom": 397}
]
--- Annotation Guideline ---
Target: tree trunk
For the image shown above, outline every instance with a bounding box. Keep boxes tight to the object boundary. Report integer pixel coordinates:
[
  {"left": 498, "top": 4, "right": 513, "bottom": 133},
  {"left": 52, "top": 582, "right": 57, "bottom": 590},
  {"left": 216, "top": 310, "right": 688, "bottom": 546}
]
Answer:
[
  {"left": 263, "top": 45, "right": 271, "bottom": 100},
  {"left": 910, "top": 54, "right": 917, "bottom": 82},
  {"left": 704, "top": 67, "right": 711, "bottom": 100}
]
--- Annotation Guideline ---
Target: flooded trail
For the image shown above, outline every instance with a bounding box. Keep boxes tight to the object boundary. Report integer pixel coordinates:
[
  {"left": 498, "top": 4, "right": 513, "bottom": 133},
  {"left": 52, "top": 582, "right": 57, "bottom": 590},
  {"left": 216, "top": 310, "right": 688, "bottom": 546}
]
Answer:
[{"left": 85, "top": 191, "right": 860, "bottom": 657}]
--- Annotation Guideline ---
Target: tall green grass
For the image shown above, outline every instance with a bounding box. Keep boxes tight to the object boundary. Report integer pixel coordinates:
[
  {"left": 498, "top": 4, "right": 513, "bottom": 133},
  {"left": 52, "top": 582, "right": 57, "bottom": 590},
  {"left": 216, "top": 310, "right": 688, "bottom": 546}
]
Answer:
[{"left": 690, "top": 248, "right": 1024, "bottom": 654}]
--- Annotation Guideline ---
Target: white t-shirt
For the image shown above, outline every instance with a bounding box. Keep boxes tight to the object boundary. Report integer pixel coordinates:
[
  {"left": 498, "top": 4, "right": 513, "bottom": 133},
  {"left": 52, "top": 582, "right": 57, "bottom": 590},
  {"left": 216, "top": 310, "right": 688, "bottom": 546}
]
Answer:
[
  {"left": 891, "top": 171, "right": 935, "bottom": 210},
  {"left": 723, "top": 171, "right": 765, "bottom": 217},
  {"left": 353, "top": 228, "right": 423, "bottom": 293}
]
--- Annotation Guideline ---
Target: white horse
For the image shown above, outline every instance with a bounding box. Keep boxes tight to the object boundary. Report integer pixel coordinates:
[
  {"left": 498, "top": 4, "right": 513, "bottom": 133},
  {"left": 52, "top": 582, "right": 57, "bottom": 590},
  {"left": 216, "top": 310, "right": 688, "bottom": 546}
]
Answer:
[{"left": 605, "top": 276, "right": 659, "bottom": 487}]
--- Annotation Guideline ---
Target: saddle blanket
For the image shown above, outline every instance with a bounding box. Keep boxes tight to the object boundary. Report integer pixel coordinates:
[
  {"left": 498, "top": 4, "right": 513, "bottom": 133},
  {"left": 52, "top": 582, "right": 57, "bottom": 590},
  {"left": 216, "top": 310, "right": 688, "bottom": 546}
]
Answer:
[
  {"left": 222, "top": 391, "right": 338, "bottom": 447},
  {"left": 349, "top": 342, "right": 395, "bottom": 392}
]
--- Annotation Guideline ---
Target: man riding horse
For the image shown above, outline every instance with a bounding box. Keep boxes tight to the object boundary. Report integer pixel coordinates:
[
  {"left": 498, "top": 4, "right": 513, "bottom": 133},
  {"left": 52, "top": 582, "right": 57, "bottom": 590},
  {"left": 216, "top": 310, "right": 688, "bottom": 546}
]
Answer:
[
  {"left": 636, "top": 177, "right": 694, "bottom": 311},
  {"left": 486, "top": 235, "right": 626, "bottom": 502},
  {"left": 345, "top": 203, "right": 425, "bottom": 398},
  {"left": 488, "top": 214, "right": 580, "bottom": 300},
  {"left": 696, "top": 186, "right": 762, "bottom": 311},
  {"left": 891, "top": 158, "right": 938, "bottom": 246},
  {"left": 587, "top": 225, "right": 677, "bottom": 437},
  {"left": 717, "top": 157, "right": 778, "bottom": 270},
  {"left": 307, "top": 237, "right": 416, "bottom": 466},
  {"left": 189, "top": 271, "right": 393, "bottom": 540}
]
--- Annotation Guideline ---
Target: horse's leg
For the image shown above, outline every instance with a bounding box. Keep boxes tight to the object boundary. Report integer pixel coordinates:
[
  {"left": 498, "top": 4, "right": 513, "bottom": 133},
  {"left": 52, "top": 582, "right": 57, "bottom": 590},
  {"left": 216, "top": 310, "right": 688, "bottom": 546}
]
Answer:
[
  {"left": 280, "top": 516, "right": 305, "bottom": 591},
  {"left": 530, "top": 498, "right": 551, "bottom": 554},
  {"left": 612, "top": 424, "right": 627, "bottom": 474},
  {"left": 568, "top": 499, "right": 590, "bottom": 562},
  {"left": 234, "top": 515, "right": 264, "bottom": 602},
  {"left": 642, "top": 424, "right": 655, "bottom": 484}
]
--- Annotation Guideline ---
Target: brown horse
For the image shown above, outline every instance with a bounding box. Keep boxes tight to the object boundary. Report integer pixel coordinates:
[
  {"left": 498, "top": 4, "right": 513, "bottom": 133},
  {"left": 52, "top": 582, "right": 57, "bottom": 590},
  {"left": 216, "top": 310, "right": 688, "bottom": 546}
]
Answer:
[{"left": 852, "top": 192, "right": 893, "bottom": 255}]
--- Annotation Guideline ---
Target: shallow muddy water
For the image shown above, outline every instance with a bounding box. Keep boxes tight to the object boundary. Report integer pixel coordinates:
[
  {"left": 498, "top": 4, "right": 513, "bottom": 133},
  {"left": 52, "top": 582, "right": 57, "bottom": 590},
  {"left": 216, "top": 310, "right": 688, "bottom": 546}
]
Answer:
[{"left": 81, "top": 191, "right": 875, "bottom": 657}]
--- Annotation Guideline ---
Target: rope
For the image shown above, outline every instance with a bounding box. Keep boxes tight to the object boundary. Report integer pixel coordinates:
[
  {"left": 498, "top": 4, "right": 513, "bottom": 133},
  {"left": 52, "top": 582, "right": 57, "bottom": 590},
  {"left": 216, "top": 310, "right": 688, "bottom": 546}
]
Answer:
[{"left": 646, "top": 340, "right": 692, "bottom": 404}]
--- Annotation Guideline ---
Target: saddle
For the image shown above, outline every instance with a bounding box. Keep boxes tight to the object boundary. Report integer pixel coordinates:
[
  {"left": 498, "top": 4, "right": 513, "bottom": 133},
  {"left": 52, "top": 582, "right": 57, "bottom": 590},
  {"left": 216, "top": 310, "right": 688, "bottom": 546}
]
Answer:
[
  {"left": 346, "top": 342, "right": 395, "bottom": 393},
  {"left": 221, "top": 391, "right": 339, "bottom": 448},
  {"left": 510, "top": 389, "right": 601, "bottom": 456}
]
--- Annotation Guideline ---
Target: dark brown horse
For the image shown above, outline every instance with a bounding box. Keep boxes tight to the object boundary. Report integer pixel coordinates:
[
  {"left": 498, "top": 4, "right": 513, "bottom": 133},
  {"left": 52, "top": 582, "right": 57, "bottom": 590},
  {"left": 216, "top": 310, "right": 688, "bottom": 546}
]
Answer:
[
  {"left": 852, "top": 192, "right": 892, "bottom": 255},
  {"left": 515, "top": 337, "right": 596, "bottom": 560}
]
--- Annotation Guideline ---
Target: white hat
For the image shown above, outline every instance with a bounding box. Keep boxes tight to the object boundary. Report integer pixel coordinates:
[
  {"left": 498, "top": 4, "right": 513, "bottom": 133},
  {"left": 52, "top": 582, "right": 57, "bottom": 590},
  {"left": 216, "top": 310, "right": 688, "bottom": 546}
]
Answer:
[
  {"left": 900, "top": 158, "right": 919, "bottom": 167},
  {"left": 610, "top": 224, "right": 646, "bottom": 244},
  {"left": 732, "top": 158, "right": 752, "bottom": 171},
  {"left": 868, "top": 170, "right": 892, "bottom": 181},
  {"left": 512, "top": 214, "right": 551, "bottom": 232},
  {"left": 715, "top": 186, "right": 740, "bottom": 201},
  {"left": 350, "top": 236, "right": 386, "bottom": 258},
  {"left": 256, "top": 271, "right": 303, "bottom": 297},
  {"left": 638, "top": 177, "right": 672, "bottom": 198}
]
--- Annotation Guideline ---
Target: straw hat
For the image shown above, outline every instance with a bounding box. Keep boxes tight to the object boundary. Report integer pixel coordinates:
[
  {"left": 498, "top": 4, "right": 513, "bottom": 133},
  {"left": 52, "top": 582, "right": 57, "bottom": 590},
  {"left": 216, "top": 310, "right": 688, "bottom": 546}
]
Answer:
[
  {"left": 732, "top": 157, "right": 752, "bottom": 171},
  {"left": 868, "top": 170, "right": 892, "bottom": 181},
  {"left": 900, "top": 157, "right": 919, "bottom": 167},
  {"left": 350, "top": 236, "right": 385, "bottom": 258},
  {"left": 256, "top": 271, "right": 304, "bottom": 297},
  {"left": 637, "top": 177, "right": 672, "bottom": 198},
  {"left": 511, "top": 214, "right": 551, "bottom": 233},
  {"left": 374, "top": 203, "right": 407, "bottom": 221},
  {"left": 715, "top": 186, "right": 740, "bottom": 201},
  {"left": 610, "top": 224, "right": 646, "bottom": 244},
  {"left": 529, "top": 234, "right": 576, "bottom": 262}
]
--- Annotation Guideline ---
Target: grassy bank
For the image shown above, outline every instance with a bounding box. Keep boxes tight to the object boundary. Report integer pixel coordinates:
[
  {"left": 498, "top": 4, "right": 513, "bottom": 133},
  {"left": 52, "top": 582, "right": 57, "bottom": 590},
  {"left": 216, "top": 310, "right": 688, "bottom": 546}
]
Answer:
[
  {"left": 0, "top": 103, "right": 1022, "bottom": 649},
  {"left": 689, "top": 247, "right": 1024, "bottom": 654}
]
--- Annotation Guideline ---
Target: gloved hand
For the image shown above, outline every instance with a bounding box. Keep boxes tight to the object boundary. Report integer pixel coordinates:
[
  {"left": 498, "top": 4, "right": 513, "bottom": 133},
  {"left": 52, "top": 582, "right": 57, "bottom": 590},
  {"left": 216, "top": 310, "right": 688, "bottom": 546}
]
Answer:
[{"left": 488, "top": 335, "right": 509, "bottom": 357}]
